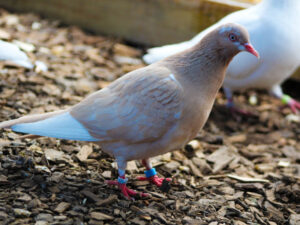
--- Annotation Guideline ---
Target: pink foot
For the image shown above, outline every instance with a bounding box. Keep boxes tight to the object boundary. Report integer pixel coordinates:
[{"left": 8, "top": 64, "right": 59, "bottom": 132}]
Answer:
[
  {"left": 281, "top": 95, "right": 300, "bottom": 114},
  {"left": 226, "top": 100, "right": 255, "bottom": 117},
  {"left": 287, "top": 99, "right": 300, "bottom": 114},
  {"left": 137, "top": 175, "right": 171, "bottom": 187},
  {"left": 229, "top": 106, "right": 254, "bottom": 116},
  {"left": 106, "top": 179, "right": 149, "bottom": 200}
]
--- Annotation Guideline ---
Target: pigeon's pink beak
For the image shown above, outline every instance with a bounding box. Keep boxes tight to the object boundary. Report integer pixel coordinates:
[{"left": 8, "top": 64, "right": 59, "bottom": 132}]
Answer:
[{"left": 243, "top": 43, "right": 259, "bottom": 58}]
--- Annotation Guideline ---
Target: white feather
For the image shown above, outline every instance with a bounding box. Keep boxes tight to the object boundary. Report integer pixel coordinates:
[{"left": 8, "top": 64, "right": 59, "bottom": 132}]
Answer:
[
  {"left": 11, "top": 112, "right": 99, "bottom": 141},
  {"left": 0, "top": 40, "right": 33, "bottom": 69}
]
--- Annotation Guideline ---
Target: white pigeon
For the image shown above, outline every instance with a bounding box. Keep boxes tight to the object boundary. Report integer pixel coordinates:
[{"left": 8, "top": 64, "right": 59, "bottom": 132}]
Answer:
[
  {"left": 143, "top": 0, "right": 300, "bottom": 113},
  {"left": 0, "top": 40, "right": 33, "bottom": 69}
]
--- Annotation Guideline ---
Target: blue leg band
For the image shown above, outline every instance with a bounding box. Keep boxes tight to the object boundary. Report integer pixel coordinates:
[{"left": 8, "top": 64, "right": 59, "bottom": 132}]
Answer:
[
  {"left": 117, "top": 176, "right": 128, "bottom": 184},
  {"left": 144, "top": 168, "right": 157, "bottom": 178},
  {"left": 226, "top": 99, "right": 234, "bottom": 108}
]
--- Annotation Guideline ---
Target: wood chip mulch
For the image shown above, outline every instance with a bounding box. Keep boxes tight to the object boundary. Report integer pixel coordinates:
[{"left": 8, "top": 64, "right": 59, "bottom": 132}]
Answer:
[{"left": 0, "top": 9, "right": 299, "bottom": 225}]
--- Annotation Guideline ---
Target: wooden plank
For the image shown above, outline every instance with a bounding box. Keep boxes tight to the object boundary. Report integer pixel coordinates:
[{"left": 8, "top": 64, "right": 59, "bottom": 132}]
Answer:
[{"left": 0, "top": 0, "right": 247, "bottom": 46}]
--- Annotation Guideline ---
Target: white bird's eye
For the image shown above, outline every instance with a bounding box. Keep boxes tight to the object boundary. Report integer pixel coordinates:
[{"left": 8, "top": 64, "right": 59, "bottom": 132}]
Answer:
[{"left": 229, "top": 33, "right": 237, "bottom": 42}]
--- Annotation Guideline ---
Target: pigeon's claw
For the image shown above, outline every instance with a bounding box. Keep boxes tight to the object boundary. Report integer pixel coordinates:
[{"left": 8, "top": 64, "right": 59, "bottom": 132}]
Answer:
[
  {"left": 229, "top": 106, "right": 254, "bottom": 116},
  {"left": 226, "top": 100, "right": 255, "bottom": 117},
  {"left": 282, "top": 95, "right": 300, "bottom": 114},
  {"left": 138, "top": 175, "right": 171, "bottom": 187},
  {"left": 288, "top": 99, "right": 300, "bottom": 114},
  {"left": 137, "top": 167, "right": 171, "bottom": 187},
  {"left": 106, "top": 178, "right": 148, "bottom": 200}
]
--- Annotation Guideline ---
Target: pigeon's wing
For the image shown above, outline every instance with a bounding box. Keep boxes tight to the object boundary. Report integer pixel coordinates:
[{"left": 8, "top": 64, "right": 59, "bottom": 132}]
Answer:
[{"left": 71, "top": 67, "right": 184, "bottom": 144}]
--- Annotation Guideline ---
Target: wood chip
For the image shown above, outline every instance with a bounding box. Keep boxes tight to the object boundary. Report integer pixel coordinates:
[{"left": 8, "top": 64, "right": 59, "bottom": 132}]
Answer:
[
  {"left": 96, "top": 195, "right": 118, "bottom": 206},
  {"left": 45, "top": 149, "right": 65, "bottom": 162},
  {"left": 127, "top": 160, "right": 138, "bottom": 171},
  {"left": 81, "top": 189, "right": 101, "bottom": 202},
  {"left": 76, "top": 145, "right": 93, "bottom": 162},
  {"left": 90, "top": 212, "right": 114, "bottom": 221},
  {"left": 54, "top": 202, "right": 70, "bottom": 213},
  {"left": 227, "top": 134, "right": 247, "bottom": 143},
  {"left": 227, "top": 174, "right": 269, "bottom": 183},
  {"left": 290, "top": 214, "right": 300, "bottom": 225},
  {"left": 207, "top": 146, "right": 235, "bottom": 173}
]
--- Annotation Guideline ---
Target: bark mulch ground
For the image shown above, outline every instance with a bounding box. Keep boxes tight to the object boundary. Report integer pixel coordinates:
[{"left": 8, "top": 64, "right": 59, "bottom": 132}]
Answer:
[{"left": 0, "top": 9, "right": 299, "bottom": 225}]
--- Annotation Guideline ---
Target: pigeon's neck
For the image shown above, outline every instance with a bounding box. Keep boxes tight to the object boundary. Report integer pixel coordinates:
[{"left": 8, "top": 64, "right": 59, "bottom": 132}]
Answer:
[{"left": 163, "top": 39, "right": 236, "bottom": 91}]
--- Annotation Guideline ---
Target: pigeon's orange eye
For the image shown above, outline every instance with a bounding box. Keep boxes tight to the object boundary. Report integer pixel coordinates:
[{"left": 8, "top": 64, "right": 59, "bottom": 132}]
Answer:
[{"left": 229, "top": 33, "right": 237, "bottom": 41}]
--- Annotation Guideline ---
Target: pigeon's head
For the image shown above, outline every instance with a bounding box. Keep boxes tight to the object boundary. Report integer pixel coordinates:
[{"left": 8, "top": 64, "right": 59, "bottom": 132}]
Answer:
[{"left": 216, "top": 23, "right": 259, "bottom": 58}]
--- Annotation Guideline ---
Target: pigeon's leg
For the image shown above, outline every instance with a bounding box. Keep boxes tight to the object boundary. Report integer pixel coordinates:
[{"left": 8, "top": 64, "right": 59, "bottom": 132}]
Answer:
[
  {"left": 281, "top": 95, "right": 300, "bottom": 114},
  {"left": 270, "top": 85, "right": 300, "bottom": 114},
  {"left": 137, "top": 159, "right": 171, "bottom": 187},
  {"left": 106, "top": 158, "right": 148, "bottom": 200},
  {"left": 224, "top": 87, "right": 253, "bottom": 116}
]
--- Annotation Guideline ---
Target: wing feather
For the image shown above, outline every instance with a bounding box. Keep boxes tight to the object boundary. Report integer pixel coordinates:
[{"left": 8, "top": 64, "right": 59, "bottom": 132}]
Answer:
[{"left": 71, "top": 68, "right": 183, "bottom": 144}]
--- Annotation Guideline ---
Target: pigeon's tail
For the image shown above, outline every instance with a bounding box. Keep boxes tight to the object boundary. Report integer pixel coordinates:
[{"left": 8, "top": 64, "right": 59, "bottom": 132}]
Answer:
[
  {"left": 0, "top": 110, "right": 99, "bottom": 141},
  {"left": 143, "top": 42, "right": 192, "bottom": 64},
  {"left": 0, "top": 110, "right": 67, "bottom": 129}
]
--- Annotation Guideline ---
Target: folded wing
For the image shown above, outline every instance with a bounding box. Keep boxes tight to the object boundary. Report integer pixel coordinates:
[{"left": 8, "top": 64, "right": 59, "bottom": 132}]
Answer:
[{"left": 71, "top": 68, "right": 184, "bottom": 144}]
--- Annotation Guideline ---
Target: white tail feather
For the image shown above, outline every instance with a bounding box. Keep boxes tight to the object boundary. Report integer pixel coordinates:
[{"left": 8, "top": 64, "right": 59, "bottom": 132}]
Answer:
[
  {"left": 0, "top": 110, "right": 66, "bottom": 129},
  {"left": 10, "top": 112, "right": 99, "bottom": 141},
  {"left": 13, "top": 59, "right": 34, "bottom": 69}
]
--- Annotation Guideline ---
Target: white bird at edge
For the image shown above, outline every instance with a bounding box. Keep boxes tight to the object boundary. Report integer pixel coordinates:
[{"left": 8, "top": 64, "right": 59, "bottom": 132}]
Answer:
[
  {"left": 0, "top": 23, "right": 258, "bottom": 199},
  {"left": 143, "top": 0, "right": 300, "bottom": 114},
  {"left": 0, "top": 40, "right": 33, "bottom": 69}
]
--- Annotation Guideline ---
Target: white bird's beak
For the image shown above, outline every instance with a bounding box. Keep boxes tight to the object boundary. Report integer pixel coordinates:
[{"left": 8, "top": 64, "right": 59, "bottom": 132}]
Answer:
[{"left": 242, "top": 43, "right": 259, "bottom": 58}]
